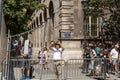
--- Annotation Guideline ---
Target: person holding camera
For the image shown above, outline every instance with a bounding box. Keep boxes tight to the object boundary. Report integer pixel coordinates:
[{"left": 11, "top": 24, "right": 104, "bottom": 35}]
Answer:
[{"left": 49, "top": 40, "right": 64, "bottom": 78}]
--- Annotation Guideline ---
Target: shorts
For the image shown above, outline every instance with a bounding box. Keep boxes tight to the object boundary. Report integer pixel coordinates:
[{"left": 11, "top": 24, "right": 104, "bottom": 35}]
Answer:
[
  {"left": 22, "top": 56, "right": 31, "bottom": 69},
  {"left": 53, "top": 60, "right": 62, "bottom": 76},
  {"left": 112, "top": 59, "right": 118, "bottom": 65}
]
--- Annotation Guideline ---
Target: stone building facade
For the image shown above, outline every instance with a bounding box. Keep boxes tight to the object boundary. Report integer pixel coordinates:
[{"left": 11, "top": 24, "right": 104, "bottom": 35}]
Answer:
[{"left": 28, "top": 0, "right": 100, "bottom": 59}]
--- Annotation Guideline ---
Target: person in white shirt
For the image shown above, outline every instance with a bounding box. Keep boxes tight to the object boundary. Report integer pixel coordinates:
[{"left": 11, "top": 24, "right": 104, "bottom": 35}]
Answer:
[
  {"left": 49, "top": 41, "right": 64, "bottom": 78},
  {"left": 50, "top": 41, "right": 64, "bottom": 60},
  {"left": 110, "top": 44, "right": 119, "bottom": 73},
  {"left": 87, "top": 43, "right": 97, "bottom": 76}
]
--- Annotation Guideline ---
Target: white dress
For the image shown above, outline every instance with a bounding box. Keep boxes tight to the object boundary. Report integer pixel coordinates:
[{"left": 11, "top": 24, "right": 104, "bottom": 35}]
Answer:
[{"left": 39, "top": 51, "right": 48, "bottom": 64}]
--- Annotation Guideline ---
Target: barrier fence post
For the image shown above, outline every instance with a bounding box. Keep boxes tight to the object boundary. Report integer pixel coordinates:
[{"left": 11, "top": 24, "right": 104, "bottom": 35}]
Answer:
[
  {"left": 64, "top": 60, "right": 68, "bottom": 80},
  {"left": 40, "top": 22, "right": 46, "bottom": 80},
  {"left": 103, "top": 58, "right": 106, "bottom": 80},
  {"left": 7, "top": 35, "right": 11, "bottom": 80},
  {"left": 3, "top": 30, "right": 10, "bottom": 80}
]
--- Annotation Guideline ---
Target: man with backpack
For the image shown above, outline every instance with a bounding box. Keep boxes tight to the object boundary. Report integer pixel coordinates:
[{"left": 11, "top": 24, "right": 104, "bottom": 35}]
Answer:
[
  {"left": 20, "top": 40, "right": 33, "bottom": 80},
  {"left": 95, "top": 43, "right": 102, "bottom": 58},
  {"left": 87, "top": 43, "right": 97, "bottom": 76}
]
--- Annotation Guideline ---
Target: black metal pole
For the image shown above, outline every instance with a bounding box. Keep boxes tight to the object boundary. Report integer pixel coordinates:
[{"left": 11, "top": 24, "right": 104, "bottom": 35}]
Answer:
[{"left": 84, "top": 11, "right": 86, "bottom": 46}]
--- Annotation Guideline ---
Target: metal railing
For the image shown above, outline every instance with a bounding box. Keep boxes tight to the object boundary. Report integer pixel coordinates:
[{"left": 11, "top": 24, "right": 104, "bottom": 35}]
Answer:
[{"left": 1, "top": 58, "right": 120, "bottom": 80}]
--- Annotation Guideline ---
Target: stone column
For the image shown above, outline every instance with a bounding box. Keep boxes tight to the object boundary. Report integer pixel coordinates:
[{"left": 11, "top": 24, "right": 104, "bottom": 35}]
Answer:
[{"left": 60, "top": 0, "right": 74, "bottom": 38}]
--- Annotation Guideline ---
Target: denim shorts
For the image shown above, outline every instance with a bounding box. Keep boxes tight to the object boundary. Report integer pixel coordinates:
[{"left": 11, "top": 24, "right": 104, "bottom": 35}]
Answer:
[
  {"left": 22, "top": 56, "right": 31, "bottom": 69},
  {"left": 112, "top": 59, "right": 118, "bottom": 65}
]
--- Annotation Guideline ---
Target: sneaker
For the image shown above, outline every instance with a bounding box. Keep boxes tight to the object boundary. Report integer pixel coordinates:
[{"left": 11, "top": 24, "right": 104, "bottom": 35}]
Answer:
[
  {"left": 19, "top": 75, "right": 23, "bottom": 80},
  {"left": 26, "top": 76, "right": 30, "bottom": 80},
  {"left": 106, "top": 73, "right": 110, "bottom": 78}
]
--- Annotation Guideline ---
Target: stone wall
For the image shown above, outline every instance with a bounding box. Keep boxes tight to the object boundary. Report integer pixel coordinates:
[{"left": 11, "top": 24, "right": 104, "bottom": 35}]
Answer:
[{"left": 27, "top": 0, "right": 84, "bottom": 59}]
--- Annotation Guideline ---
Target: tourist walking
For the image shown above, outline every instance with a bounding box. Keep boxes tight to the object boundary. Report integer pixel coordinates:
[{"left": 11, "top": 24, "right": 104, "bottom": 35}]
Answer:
[{"left": 110, "top": 44, "right": 119, "bottom": 74}]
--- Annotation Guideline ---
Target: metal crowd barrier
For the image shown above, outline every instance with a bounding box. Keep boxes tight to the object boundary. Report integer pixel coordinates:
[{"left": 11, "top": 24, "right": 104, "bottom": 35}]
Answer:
[{"left": 1, "top": 58, "right": 120, "bottom": 80}]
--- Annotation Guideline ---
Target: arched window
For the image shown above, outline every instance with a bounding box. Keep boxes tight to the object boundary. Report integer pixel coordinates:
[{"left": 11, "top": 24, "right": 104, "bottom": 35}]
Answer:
[
  {"left": 59, "top": 0, "right": 62, "bottom": 8},
  {"left": 33, "top": 20, "right": 36, "bottom": 28},
  {"left": 39, "top": 13, "right": 42, "bottom": 25},
  {"left": 30, "top": 25, "right": 32, "bottom": 30},
  {"left": 36, "top": 17, "right": 39, "bottom": 27},
  {"left": 32, "top": 23, "right": 34, "bottom": 29},
  {"left": 49, "top": 1, "right": 54, "bottom": 25},
  {"left": 44, "top": 8, "right": 47, "bottom": 22},
  {"left": 49, "top": 1, "right": 54, "bottom": 18}
]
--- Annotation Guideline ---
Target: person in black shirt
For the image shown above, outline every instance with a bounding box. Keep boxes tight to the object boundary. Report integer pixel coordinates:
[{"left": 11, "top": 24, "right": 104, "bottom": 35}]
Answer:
[{"left": 82, "top": 45, "right": 90, "bottom": 73}]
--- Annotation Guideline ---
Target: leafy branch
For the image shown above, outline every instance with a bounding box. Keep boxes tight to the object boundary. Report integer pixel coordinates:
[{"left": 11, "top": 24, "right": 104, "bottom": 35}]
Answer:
[{"left": 3, "top": 0, "right": 46, "bottom": 35}]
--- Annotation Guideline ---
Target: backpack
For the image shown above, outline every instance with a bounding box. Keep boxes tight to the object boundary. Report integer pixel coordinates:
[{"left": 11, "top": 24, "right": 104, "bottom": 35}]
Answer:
[
  {"left": 95, "top": 47, "right": 101, "bottom": 58},
  {"left": 84, "top": 49, "right": 91, "bottom": 58}
]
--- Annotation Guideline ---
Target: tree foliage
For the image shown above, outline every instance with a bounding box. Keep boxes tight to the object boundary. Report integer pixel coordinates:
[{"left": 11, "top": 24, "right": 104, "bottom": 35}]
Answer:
[
  {"left": 88, "top": 0, "right": 120, "bottom": 40},
  {"left": 3, "top": 0, "right": 46, "bottom": 35}
]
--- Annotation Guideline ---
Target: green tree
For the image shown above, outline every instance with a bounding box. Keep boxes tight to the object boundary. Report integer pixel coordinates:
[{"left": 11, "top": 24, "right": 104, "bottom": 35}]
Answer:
[
  {"left": 87, "top": 0, "right": 120, "bottom": 41},
  {"left": 3, "top": 0, "right": 46, "bottom": 35}
]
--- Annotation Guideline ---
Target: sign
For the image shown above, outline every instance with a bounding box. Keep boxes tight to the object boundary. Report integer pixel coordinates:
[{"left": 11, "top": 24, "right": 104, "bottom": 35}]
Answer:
[{"left": 65, "top": 32, "right": 71, "bottom": 38}]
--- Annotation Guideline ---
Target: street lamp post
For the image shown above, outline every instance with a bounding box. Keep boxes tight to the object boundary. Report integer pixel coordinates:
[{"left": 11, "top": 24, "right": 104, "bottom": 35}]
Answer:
[
  {"left": 100, "top": 17, "right": 105, "bottom": 47},
  {"left": 81, "top": 0, "right": 88, "bottom": 47}
]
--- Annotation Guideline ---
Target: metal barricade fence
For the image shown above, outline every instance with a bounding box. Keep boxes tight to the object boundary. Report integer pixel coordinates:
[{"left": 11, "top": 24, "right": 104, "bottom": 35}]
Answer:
[
  {"left": 66, "top": 58, "right": 104, "bottom": 79},
  {"left": 1, "top": 58, "right": 120, "bottom": 80},
  {"left": 2, "top": 59, "right": 38, "bottom": 80},
  {"left": 2, "top": 59, "right": 65, "bottom": 80}
]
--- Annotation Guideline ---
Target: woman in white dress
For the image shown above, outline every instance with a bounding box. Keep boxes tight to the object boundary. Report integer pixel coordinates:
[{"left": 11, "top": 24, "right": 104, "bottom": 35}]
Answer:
[{"left": 38, "top": 47, "right": 49, "bottom": 70}]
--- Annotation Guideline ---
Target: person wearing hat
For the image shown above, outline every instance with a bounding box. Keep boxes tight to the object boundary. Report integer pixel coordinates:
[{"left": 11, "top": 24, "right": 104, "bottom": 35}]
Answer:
[
  {"left": 87, "top": 43, "right": 97, "bottom": 76},
  {"left": 20, "top": 40, "right": 33, "bottom": 80},
  {"left": 49, "top": 41, "right": 64, "bottom": 78}
]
